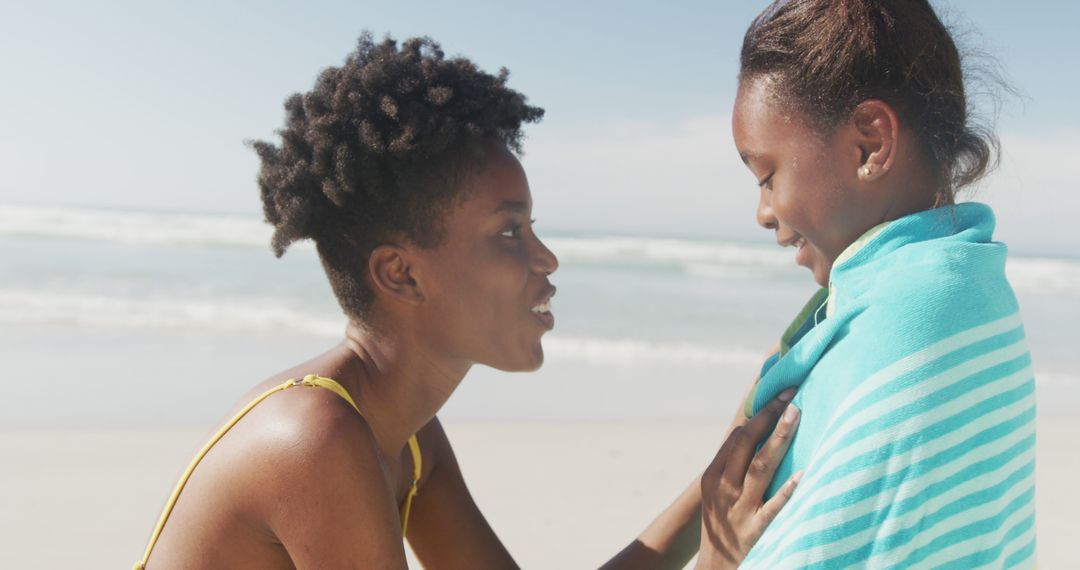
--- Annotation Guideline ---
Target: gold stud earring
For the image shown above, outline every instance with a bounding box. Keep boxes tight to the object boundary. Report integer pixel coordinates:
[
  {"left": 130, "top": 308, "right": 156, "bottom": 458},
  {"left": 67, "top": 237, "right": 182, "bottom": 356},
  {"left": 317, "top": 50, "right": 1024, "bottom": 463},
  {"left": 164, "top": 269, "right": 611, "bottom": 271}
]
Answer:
[{"left": 861, "top": 165, "right": 872, "bottom": 177}]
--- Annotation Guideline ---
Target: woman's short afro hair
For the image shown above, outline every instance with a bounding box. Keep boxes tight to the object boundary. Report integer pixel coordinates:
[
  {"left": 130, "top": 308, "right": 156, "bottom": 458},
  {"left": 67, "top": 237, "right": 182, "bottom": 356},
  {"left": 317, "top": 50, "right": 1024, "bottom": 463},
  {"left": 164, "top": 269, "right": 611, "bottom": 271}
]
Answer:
[{"left": 251, "top": 33, "right": 543, "bottom": 319}]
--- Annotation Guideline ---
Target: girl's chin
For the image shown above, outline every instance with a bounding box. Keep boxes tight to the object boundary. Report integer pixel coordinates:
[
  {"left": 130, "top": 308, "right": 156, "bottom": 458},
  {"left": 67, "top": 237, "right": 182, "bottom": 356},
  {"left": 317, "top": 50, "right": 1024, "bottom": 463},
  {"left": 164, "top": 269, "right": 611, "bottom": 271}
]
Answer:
[
  {"left": 810, "top": 261, "right": 833, "bottom": 288},
  {"left": 795, "top": 245, "right": 834, "bottom": 288},
  {"left": 796, "top": 252, "right": 830, "bottom": 288}
]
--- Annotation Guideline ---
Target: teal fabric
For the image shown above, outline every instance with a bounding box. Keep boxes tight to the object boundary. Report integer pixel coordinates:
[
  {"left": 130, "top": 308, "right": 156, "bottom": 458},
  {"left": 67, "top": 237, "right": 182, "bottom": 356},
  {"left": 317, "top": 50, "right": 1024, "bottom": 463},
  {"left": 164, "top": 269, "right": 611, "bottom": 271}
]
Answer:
[{"left": 743, "top": 203, "right": 1036, "bottom": 569}]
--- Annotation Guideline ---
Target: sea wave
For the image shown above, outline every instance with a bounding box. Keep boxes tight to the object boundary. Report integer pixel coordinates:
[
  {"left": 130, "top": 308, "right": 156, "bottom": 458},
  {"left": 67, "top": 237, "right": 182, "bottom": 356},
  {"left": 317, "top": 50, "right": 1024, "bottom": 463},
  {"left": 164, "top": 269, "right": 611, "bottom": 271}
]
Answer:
[
  {"left": 0, "top": 203, "right": 277, "bottom": 248},
  {"left": 0, "top": 289, "right": 763, "bottom": 367},
  {"left": 3, "top": 203, "right": 1078, "bottom": 292},
  {"left": 543, "top": 336, "right": 763, "bottom": 367},
  {"left": 0, "top": 204, "right": 812, "bottom": 272},
  {"left": 1034, "top": 372, "right": 1080, "bottom": 388},
  {"left": 1005, "top": 257, "right": 1080, "bottom": 295},
  {"left": 544, "top": 236, "right": 792, "bottom": 269},
  {"left": 0, "top": 289, "right": 341, "bottom": 336},
  {"left": 3, "top": 288, "right": 1073, "bottom": 381}
]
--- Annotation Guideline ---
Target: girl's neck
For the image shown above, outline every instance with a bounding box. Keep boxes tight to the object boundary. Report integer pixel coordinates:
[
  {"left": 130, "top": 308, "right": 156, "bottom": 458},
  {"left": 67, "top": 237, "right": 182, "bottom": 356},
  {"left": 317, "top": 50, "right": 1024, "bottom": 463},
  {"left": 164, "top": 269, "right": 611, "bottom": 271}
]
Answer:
[{"left": 875, "top": 159, "right": 943, "bottom": 227}]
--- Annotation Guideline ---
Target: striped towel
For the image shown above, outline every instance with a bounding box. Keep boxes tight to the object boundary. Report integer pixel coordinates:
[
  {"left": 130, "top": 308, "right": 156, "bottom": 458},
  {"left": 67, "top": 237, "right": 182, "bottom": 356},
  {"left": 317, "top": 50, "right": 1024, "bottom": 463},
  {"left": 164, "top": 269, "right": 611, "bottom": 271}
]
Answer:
[{"left": 741, "top": 203, "right": 1036, "bottom": 569}]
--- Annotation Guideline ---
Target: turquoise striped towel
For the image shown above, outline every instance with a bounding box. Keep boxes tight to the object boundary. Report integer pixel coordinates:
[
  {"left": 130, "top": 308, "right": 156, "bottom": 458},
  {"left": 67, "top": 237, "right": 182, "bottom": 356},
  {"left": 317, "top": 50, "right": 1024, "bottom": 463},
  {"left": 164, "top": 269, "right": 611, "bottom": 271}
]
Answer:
[{"left": 742, "top": 203, "right": 1036, "bottom": 569}]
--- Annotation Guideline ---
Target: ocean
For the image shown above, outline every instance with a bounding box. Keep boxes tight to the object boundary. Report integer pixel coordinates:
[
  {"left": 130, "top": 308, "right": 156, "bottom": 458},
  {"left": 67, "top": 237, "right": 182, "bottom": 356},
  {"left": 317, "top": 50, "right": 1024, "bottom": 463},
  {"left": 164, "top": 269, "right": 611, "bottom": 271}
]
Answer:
[{"left": 1, "top": 203, "right": 1076, "bottom": 427}]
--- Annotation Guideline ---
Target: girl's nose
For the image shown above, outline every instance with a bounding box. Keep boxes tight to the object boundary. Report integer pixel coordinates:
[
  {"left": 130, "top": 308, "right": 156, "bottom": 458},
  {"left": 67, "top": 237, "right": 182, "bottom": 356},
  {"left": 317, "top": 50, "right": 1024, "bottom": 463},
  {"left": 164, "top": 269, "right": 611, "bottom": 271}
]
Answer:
[{"left": 756, "top": 187, "right": 778, "bottom": 231}]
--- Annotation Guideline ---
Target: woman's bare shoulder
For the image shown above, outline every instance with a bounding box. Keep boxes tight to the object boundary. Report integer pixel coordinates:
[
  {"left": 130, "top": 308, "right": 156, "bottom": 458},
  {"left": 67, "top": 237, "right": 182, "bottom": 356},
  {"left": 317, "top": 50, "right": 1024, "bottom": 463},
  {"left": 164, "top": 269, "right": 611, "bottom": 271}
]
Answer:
[
  {"left": 225, "top": 384, "right": 403, "bottom": 548},
  {"left": 233, "top": 381, "right": 385, "bottom": 475}
]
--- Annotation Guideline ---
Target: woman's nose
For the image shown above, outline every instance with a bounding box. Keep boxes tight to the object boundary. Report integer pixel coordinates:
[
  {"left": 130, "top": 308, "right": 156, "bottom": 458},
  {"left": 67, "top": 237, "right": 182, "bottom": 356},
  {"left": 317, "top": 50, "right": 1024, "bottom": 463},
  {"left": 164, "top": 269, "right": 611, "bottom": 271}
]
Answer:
[{"left": 531, "top": 235, "right": 559, "bottom": 275}]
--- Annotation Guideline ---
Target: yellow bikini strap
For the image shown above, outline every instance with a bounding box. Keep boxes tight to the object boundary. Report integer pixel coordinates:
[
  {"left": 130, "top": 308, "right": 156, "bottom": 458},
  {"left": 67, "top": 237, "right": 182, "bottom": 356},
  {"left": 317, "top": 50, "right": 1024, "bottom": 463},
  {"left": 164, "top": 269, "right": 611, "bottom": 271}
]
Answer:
[
  {"left": 310, "top": 374, "right": 422, "bottom": 535},
  {"left": 298, "top": 374, "right": 361, "bottom": 414},
  {"left": 279, "top": 376, "right": 424, "bottom": 535},
  {"left": 401, "top": 434, "right": 422, "bottom": 536},
  {"left": 134, "top": 374, "right": 421, "bottom": 569},
  {"left": 134, "top": 377, "right": 302, "bottom": 570},
  {"left": 305, "top": 375, "right": 422, "bottom": 535}
]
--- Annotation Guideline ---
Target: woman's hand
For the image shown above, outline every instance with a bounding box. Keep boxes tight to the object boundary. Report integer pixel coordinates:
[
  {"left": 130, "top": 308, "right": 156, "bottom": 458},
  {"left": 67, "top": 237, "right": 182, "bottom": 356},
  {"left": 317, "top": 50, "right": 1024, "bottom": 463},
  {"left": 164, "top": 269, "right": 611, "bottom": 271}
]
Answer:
[{"left": 696, "top": 389, "right": 802, "bottom": 569}]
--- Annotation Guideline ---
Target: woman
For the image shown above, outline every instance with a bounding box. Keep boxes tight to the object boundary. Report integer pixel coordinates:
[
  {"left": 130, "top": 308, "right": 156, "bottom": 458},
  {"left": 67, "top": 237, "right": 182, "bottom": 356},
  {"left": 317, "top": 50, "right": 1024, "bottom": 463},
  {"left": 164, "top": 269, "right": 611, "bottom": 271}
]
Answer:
[{"left": 134, "top": 35, "right": 799, "bottom": 569}]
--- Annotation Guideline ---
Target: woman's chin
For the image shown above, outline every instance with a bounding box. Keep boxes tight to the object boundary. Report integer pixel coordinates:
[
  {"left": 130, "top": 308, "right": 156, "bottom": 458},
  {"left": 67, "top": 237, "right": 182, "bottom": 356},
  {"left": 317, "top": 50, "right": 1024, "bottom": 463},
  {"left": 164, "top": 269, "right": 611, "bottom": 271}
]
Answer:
[{"left": 487, "top": 344, "right": 545, "bottom": 373}]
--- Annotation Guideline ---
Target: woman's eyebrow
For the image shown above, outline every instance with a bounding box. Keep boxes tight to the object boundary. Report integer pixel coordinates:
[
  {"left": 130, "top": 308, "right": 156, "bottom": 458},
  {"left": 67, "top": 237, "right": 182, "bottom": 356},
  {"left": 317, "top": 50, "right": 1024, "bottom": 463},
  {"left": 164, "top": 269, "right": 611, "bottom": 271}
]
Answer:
[{"left": 494, "top": 200, "right": 530, "bottom": 214}]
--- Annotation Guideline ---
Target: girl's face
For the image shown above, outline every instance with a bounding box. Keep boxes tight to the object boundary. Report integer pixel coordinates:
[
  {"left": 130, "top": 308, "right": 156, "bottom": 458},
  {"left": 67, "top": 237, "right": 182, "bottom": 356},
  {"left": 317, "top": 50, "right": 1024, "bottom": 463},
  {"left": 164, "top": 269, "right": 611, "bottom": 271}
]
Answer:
[
  {"left": 731, "top": 79, "right": 877, "bottom": 287},
  {"left": 412, "top": 144, "right": 558, "bottom": 372}
]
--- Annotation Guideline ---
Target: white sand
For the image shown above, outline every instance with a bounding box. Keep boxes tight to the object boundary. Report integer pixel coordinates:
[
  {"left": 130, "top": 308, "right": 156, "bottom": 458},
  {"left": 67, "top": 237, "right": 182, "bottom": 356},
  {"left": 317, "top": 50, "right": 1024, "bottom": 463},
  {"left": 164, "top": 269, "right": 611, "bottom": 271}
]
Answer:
[{"left": 1, "top": 419, "right": 1073, "bottom": 568}]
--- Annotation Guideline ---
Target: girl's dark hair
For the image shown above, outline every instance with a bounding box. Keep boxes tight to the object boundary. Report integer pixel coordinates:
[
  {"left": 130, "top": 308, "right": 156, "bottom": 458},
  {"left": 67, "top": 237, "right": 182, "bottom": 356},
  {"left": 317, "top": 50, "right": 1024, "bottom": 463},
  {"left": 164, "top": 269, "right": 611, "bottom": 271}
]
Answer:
[
  {"left": 251, "top": 33, "right": 543, "bottom": 319},
  {"left": 740, "top": 0, "right": 1000, "bottom": 204}
]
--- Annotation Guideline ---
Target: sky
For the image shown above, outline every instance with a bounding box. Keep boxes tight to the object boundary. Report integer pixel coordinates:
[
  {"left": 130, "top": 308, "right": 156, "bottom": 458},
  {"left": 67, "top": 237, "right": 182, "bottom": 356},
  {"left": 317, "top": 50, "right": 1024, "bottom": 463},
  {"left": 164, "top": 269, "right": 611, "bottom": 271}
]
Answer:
[{"left": 1, "top": 0, "right": 1077, "bottom": 255}]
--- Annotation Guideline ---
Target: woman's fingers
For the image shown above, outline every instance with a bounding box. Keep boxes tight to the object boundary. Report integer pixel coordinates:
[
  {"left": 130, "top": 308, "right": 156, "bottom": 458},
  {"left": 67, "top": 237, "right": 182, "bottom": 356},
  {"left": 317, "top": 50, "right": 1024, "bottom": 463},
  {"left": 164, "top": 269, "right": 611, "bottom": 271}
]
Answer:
[
  {"left": 719, "top": 388, "right": 795, "bottom": 493},
  {"left": 697, "top": 389, "right": 800, "bottom": 567},
  {"left": 756, "top": 470, "right": 803, "bottom": 526},
  {"left": 741, "top": 402, "right": 800, "bottom": 502},
  {"left": 702, "top": 424, "right": 741, "bottom": 498}
]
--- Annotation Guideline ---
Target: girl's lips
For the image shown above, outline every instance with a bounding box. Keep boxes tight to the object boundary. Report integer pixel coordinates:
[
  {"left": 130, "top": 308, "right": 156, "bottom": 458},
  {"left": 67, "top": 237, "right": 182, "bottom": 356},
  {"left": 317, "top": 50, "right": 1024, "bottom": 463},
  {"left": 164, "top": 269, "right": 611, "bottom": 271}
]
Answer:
[{"left": 794, "top": 239, "right": 811, "bottom": 268}]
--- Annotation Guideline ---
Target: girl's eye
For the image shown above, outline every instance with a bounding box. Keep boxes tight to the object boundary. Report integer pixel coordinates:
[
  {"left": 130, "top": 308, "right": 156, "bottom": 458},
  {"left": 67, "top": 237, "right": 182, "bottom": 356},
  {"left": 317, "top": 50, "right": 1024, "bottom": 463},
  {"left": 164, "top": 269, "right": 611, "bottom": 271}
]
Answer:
[{"left": 757, "top": 173, "right": 775, "bottom": 190}]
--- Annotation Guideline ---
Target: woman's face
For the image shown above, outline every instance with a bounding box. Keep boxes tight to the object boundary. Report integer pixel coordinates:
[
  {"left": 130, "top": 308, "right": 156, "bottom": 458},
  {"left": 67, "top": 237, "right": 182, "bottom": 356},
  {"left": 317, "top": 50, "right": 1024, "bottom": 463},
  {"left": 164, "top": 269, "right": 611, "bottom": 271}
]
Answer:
[
  {"left": 731, "top": 78, "right": 874, "bottom": 287},
  {"left": 413, "top": 144, "right": 558, "bottom": 372}
]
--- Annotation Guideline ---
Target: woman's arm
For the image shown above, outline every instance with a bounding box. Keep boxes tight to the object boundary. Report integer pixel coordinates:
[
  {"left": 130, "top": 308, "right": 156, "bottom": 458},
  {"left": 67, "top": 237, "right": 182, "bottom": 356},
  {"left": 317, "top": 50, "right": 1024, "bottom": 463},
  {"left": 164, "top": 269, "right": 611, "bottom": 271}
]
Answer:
[
  {"left": 405, "top": 418, "right": 519, "bottom": 570},
  {"left": 260, "top": 402, "right": 412, "bottom": 569},
  {"left": 599, "top": 388, "right": 799, "bottom": 570},
  {"left": 600, "top": 344, "right": 786, "bottom": 570},
  {"left": 597, "top": 477, "right": 704, "bottom": 570}
]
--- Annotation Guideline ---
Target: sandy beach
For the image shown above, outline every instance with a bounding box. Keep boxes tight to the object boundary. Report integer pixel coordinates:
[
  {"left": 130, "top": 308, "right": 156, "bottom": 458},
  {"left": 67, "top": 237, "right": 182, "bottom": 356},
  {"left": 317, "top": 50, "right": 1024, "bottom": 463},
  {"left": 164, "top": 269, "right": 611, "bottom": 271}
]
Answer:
[{"left": 1, "top": 418, "right": 1074, "bottom": 568}]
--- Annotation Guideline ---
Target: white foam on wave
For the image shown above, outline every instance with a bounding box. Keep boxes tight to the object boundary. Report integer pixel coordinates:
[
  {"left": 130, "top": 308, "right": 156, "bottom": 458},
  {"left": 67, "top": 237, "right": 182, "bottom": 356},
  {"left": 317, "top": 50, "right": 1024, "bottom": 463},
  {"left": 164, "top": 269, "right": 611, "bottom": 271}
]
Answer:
[
  {"left": 0, "top": 289, "right": 764, "bottom": 367},
  {"left": 1033, "top": 372, "right": 1080, "bottom": 388},
  {"left": 4, "top": 288, "right": 1074, "bottom": 385},
  {"left": 0, "top": 203, "right": 284, "bottom": 249},
  {"left": 544, "top": 235, "right": 792, "bottom": 269},
  {"left": 1006, "top": 256, "right": 1080, "bottom": 295},
  {"left": 0, "top": 289, "right": 342, "bottom": 337},
  {"left": 544, "top": 335, "right": 763, "bottom": 367},
  {"left": 0, "top": 204, "right": 791, "bottom": 270},
  {"left": 4, "top": 203, "right": 1079, "bottom": 292}
]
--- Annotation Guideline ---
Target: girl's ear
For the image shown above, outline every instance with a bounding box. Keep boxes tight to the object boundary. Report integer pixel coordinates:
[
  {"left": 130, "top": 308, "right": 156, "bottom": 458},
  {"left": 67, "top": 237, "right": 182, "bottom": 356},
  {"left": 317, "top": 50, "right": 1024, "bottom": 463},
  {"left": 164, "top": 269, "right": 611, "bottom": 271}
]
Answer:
[
  {"left": 850, "top": 99, "right": 900, "bottom": 182},
  {"left": 368, "top": 244, "right": 425, "bottom": 306}
]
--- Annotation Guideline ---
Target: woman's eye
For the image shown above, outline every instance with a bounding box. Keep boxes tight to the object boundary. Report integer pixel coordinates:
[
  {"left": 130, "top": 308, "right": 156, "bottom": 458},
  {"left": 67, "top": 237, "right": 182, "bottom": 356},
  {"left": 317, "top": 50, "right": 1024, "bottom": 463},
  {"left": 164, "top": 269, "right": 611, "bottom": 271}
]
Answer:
[
  {"left": 757, "top": 173, "right": 774, "bottom": 190},
  {"left": 500, "top": 218, "right": 535, "bottom": 239}
]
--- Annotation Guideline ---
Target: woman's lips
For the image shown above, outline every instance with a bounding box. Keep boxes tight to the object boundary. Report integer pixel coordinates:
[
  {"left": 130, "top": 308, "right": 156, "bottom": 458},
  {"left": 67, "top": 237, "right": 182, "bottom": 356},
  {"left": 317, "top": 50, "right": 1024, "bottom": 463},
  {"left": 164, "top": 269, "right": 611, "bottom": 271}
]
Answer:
[
  {"left": 532, "top": 310, "right": 554, "bottom": 329},
  {"left": 531, "top": 297, "right": 554, "bottom": 330}
]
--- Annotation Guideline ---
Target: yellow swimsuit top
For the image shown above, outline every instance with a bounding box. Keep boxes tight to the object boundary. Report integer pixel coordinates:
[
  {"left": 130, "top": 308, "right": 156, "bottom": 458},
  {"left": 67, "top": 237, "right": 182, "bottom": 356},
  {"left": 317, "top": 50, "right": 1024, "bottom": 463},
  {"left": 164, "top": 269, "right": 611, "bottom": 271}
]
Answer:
[{"left": 133, "top": 374, "right": 422, "bottom": 570}]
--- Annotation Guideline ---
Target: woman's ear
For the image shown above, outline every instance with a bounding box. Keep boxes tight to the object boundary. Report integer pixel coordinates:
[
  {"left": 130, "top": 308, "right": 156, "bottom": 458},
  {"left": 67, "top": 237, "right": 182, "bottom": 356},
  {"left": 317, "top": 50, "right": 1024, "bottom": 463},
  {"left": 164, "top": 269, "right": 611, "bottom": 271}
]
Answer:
[
  {"left": 851, "top": 99, "right": 900, "bottom": 182},
  {"left": 368, "top": 244, "right": 424, "bottom": 306}
]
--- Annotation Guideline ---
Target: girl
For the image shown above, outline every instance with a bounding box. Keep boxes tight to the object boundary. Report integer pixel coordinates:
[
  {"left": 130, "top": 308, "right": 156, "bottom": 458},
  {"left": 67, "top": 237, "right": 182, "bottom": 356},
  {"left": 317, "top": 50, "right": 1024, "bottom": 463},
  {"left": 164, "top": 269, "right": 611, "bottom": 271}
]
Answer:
[
  {"left": 729, "top": 0, "right": 1035, "bottom": 567},
  {"left": 134, "top": 34, "right": 798, "bottom": 569}
]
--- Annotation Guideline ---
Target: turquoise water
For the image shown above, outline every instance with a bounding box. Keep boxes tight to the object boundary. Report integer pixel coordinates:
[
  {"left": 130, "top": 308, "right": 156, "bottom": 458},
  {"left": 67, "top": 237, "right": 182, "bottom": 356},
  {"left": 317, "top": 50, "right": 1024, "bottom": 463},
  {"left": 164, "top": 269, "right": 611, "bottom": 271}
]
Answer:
[{"left": 1, "top": 204, "right": 1076, "bottom": 425}]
